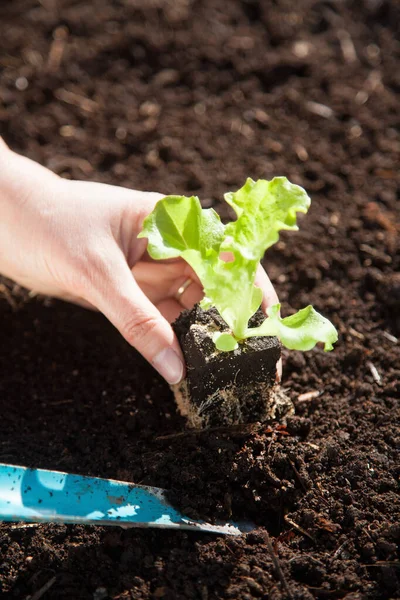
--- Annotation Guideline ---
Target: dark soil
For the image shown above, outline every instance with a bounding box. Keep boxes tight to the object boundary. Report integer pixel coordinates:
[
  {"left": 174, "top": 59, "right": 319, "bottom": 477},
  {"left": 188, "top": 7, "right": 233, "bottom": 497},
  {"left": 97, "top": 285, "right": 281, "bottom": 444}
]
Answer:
[{"left": 0, "top": 1, "right": 399, "bottom": 599}]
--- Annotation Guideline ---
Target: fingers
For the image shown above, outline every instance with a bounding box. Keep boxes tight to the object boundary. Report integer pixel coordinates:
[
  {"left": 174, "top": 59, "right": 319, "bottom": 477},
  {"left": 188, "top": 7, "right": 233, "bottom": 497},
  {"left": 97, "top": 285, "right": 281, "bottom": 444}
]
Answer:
[
  {"left": 132, "top": 261, "right": 203, "bottom": 309},
  {"left": 255, "top": 263, "right": 279, "bottom": 311},
  {"left": 131, "top": 262, "right": 178, "bottom": 304},
  {"left": 157, "top": 298, "right": 183, "bottom": 323},
  {"left": 86, "top": 253, "right": 185, "bottom": 385},
  {"left": 172, "top": 275, "right": 203, "bottom": 309}
]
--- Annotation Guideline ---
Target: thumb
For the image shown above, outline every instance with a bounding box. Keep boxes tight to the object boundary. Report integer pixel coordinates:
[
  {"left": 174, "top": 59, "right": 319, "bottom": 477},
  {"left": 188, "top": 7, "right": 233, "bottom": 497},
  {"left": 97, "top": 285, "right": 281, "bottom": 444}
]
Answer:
[{"left": 88, "top": 255, "right": 185, "bottom": 385}]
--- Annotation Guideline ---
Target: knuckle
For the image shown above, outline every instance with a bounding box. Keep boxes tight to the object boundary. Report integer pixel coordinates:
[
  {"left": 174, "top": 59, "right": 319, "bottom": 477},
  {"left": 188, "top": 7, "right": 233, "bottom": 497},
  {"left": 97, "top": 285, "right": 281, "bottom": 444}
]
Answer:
[{"left": 122, "top": 312, "right": 159, "bottom": 347}]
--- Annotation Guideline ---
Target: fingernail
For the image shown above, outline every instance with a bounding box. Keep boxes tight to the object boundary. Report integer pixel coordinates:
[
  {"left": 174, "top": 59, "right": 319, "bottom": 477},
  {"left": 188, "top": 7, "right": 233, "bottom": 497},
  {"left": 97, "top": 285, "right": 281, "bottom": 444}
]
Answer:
[{"left": 152, "top": 348, "right": 184, "bottom": 385}]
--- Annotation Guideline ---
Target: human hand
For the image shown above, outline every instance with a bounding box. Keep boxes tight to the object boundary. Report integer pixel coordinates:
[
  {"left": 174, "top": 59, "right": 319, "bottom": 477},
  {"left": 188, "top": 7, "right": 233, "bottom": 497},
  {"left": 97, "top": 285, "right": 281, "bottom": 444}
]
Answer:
[{"left": 0, "top": 140, "right": 280, "bottom": 383}]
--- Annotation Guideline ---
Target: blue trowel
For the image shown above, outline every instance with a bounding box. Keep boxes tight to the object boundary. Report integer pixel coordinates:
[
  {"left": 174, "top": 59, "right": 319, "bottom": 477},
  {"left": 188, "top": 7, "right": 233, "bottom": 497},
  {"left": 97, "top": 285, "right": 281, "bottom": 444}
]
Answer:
[{"left": 0, "top": 463, "right": 246, "bottom": 535}]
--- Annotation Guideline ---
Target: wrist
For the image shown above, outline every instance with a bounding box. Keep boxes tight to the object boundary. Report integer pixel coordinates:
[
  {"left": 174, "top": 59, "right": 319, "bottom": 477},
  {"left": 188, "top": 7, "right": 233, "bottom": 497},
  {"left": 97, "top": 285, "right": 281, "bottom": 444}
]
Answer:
[
  {"left": 0, "top": 139, "right": 15, "bottom": 187},
  {"left": 0, "top": 140, "right": 59, "bottom": 210},
  {"left": 0, "top": 140, "right": 19, "bottom": 212},
  {"left": 0, "top": 136, "right": 10, "bottom": 154},
  {"left": 0, "top": 139, "right": 25, "bottom": 201},
  {"left": 0, "top": 141, "right": 60, "bottom": 287}
]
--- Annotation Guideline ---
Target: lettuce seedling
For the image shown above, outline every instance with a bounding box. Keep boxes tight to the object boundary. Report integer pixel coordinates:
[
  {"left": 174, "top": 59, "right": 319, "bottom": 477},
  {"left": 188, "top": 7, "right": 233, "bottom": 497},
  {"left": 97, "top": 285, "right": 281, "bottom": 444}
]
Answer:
[{"left": 139, "top": 177, "right": 338, "bottom": 353}]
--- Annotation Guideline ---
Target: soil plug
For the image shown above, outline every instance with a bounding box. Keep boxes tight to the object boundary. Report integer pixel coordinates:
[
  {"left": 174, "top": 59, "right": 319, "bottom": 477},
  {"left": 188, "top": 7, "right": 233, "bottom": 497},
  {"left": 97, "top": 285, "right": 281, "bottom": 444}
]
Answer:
[
  {"left": 139, "top": 177, "right": 338, "bottom": 428},
  {"left": 171, "top": 305, "right": 290, "bottom": 428}
]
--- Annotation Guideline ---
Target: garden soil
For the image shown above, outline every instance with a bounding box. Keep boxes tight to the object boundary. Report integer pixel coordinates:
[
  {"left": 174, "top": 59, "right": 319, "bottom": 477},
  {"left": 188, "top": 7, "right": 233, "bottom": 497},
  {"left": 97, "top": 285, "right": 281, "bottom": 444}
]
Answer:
[{"left": 0, "top": 1, "right": 399, "bottom": 598}]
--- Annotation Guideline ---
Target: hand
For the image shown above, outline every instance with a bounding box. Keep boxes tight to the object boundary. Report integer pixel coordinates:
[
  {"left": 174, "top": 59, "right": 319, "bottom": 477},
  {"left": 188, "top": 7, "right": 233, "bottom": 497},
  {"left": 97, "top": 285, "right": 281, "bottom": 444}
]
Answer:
[{"left": 0, "top": 140, "right": 280, "bottom": 383}]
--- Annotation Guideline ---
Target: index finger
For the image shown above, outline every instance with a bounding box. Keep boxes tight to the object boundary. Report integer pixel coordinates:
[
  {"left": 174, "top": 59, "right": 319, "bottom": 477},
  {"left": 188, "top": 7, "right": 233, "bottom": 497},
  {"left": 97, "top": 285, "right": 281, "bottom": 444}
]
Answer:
[{"left": 255, "top": 263, "right": 279, "bottom": 312}]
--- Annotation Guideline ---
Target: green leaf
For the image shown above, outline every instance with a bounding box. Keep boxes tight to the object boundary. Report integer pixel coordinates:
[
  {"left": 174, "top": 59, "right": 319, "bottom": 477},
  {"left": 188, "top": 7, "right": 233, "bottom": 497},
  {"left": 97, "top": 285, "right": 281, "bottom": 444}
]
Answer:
[
  {"left": 213, "top": 332, "right": 239, "bottom": 352},
  {"left": 138, "top": 195, "right": 225, "bottom": 284},
  {"left": 222, "top": 177, "right": 311, "bottom": 260},
  {"left": 211, "top": 177, "right": 311, "bottom": 337},
  {"left": 246, "top": 304, "right": 338, "bottom": 352}
]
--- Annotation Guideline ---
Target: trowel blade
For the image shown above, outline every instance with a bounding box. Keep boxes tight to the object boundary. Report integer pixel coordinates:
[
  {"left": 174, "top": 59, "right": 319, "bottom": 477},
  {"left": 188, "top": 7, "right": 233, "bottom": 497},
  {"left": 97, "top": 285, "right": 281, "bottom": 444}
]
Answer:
[{"left": 0, "top": 463, "right": 246, "bottom": 535}]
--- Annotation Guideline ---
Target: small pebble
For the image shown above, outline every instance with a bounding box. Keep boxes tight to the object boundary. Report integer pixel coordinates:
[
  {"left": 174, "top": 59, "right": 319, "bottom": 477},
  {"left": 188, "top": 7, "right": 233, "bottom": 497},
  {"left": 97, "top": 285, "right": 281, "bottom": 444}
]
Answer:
[
  {"left": 15, "top": 77, "right": 28, "bottom": 91},
  {"left": 93, "top": 588, "right": 108, "bottom": 600}
]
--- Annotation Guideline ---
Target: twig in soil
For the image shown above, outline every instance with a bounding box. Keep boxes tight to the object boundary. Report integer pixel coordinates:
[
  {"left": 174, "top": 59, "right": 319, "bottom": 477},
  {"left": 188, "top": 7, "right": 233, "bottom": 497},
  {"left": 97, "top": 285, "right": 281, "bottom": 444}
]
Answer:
[
  {"left": 315, "top": 481, "right": 330, "bottom": 507},
  {"left": 348, "top": 327, "right": 365, "bottom": 340},
  {"left": 0, "top": 283, "right": 18, "bottom": 310},
  {"left": 155, "top": 430, "right": 196, "bottom": 441},
  {"left": 46, "top": 26, "right": 68, "bottom": 73},
  {"left": 155, "top": 423, "right": 260, "bottom": 441},
  {"left": 297, "top": 390, "right": 321, "bottom": 403},
  {"left": 0, "top": 55, "right": 20, "bottom": 67},
  {"left": 304, "top": 442, "right": 320, "bottom": 451},
  {"left": 337, "top": 29, "right": 358, "bottom": 63},
  {"left": 306, "top": 586, "right": 339, "bottom": 597},
  {"left": 305, "top": 101, "right": 334, "bottom": 119},
  {"left": 284, "top": 516, "right": 316, "bottom": 543},
  {"left": 367, "top": 561, "right": 400, "bottom": 568},
  {"left": 382, "top": 331, "right": 398, "bottom": 344},
  {"left": 54, "top": 88, "right": 99, "bottom": 113},
  {"left": 264, "top": 529, "right": 294, "bottom": 600},
  {"left": 10, "top": 523, "right": 40, "bottom": 530},
  {"left": 288, "top": 460, "right": 308, "bottom": 493},
  {"left": 364, "top": 524, "right": 376, "bottom": 544},
  {"left": 289, "top": 554, "right": 324, "bottom": 568},
  {"left": 47, "top": 156, "right": 94, "bottom": 175},
  {"left": 30, "top": 576, "right": 56, "bottom": 600},
  {"left": 332, "top": 539, "right": 349, "bottom": 559},
  {"left": 366, "top": 361, "right": 382, "bottom": 386},
  {"left": 359, "top": 243, "right": 391, "bottom": 264},
  {"left": 294, "top": 144, "right": 308, "bottom": 162},
  {"left": 48, "top": 399, "right": 74, "bottom": 406},
  {"left": 362, "top": 201, "right": 399, "bottom": 234}
]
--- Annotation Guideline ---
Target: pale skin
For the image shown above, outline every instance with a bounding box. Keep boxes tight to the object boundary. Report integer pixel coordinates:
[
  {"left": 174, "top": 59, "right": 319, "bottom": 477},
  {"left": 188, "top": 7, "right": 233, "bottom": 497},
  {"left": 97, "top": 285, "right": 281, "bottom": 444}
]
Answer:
[{"left": 0, "top": 138, "right": 280, "bottom": 384}]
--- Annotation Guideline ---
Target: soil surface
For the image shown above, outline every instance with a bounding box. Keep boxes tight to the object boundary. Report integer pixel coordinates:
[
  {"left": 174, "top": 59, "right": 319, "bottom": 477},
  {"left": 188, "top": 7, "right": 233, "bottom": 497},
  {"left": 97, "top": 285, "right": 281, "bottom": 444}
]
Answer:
[{"left": 0, "top": 1, "right": 399, "bottom": 599}]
